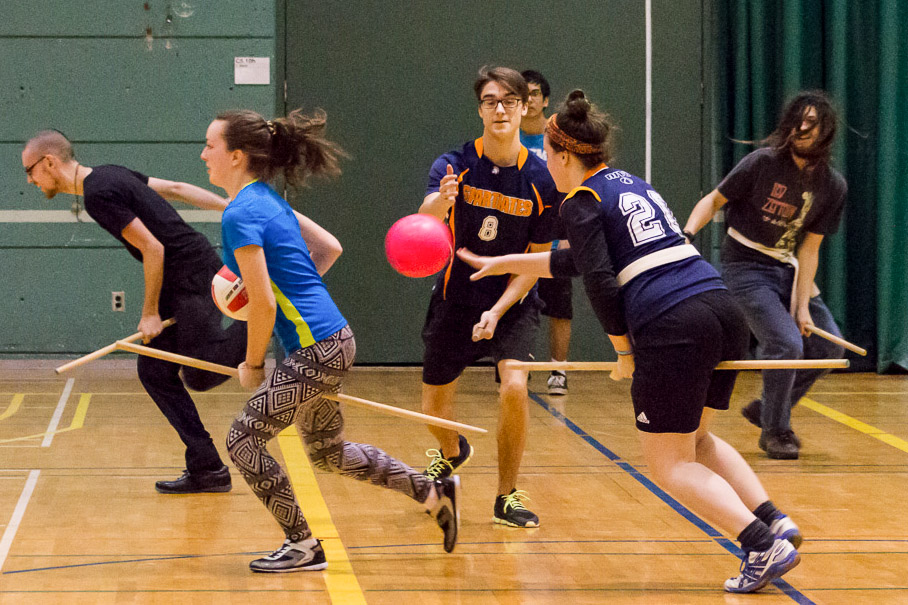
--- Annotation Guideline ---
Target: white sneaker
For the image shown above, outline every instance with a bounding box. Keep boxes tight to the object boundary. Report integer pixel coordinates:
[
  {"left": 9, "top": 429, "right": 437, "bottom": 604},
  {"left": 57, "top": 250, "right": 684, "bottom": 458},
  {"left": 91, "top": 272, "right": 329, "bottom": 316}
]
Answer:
[
  {"left": 547, "top": 371, "right": 567, "bottom": 395},
  {"left": 724, "top": 539, "right": 800, "bottom": 593},
  {"left": 249, "top": 537, "right": 328, "bottom": 572},
  {"left": 769, "top": 515, "right": 803, "bottom": 548}
]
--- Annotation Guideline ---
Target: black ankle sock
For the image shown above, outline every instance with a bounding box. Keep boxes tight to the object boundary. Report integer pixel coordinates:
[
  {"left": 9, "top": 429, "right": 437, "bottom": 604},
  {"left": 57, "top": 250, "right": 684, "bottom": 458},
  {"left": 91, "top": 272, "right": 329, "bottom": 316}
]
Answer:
[
  {"left": 737, "top": 519, "right": 775, "bottom": 552},
  {"left": 753, "top": 500, "right": 782, "bottom": 526}
]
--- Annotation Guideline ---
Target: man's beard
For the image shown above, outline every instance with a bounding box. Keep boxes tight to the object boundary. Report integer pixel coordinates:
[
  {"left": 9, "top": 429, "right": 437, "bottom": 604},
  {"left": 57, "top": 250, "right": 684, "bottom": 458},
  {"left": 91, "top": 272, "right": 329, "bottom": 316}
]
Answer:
[{"left": 791, "top": 139, "right": 825, "bottom": 162}]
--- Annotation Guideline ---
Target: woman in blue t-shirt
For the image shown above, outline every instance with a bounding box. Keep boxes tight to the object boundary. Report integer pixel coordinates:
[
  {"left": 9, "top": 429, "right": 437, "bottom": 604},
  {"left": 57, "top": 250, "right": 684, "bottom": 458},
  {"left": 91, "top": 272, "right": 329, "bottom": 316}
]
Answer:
[
  {"left": 458, "top": 91, "right": 802, "bottom": 594},
  {"left": 201, "top": 108, "right": 459, "bottom": 572}
]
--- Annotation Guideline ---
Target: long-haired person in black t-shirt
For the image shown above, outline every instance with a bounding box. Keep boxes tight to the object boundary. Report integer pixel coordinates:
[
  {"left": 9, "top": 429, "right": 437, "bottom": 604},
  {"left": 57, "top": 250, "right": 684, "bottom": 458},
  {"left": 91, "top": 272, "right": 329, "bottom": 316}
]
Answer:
[
  {"left": 23, "top": 129, "right": 246, "bottom": 494},
  {"left": 459, "top": 90, "right": 802, "bottom": 593},
  {"left": 684, "top": 91, "right": 847, "bottom": 461}
]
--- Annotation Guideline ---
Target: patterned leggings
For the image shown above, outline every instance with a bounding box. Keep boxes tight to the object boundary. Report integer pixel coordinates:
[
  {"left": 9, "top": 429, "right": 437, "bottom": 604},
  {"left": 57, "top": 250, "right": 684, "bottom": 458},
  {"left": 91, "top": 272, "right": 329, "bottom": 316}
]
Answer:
[{"left": 226, "top": 326, "right": 434, "bottom": 542}]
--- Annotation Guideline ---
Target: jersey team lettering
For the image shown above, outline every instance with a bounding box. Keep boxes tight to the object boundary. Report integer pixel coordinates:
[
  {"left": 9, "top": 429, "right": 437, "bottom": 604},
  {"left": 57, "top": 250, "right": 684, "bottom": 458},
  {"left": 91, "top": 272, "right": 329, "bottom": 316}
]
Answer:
[{"left": 462, "top": 184, "right": 534, "bottom": 217}]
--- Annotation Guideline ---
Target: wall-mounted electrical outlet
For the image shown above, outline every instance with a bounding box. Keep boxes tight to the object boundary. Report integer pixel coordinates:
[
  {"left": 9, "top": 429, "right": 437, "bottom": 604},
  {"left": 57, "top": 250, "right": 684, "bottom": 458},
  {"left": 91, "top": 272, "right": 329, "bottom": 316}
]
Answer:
[{"left": 112, "top": 291, "right": 125, "bottom": 312}]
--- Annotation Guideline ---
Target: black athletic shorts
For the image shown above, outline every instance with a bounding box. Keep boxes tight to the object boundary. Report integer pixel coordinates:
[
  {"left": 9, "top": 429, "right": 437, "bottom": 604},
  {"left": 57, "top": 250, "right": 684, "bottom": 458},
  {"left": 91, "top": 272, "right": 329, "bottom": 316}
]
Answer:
[
  {"left": 537, "top": 276, "right": 573, "bottom": 320},
  {"left": 422, "top": 288, "right": 542, "bottom": 385},
  {"left": 630, "top": 289, "right": 749, "bottom": 434}
]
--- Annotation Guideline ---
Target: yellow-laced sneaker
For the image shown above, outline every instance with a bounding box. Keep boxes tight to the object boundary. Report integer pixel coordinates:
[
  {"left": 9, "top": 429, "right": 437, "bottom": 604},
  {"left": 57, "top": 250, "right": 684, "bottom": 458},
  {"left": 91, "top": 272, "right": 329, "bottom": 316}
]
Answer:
[
  {"left": 424, "top": 434, "right": 473, "bottom": 480},
  {"left": 493, "top": 489, "right": 539, "bottom": 527}
]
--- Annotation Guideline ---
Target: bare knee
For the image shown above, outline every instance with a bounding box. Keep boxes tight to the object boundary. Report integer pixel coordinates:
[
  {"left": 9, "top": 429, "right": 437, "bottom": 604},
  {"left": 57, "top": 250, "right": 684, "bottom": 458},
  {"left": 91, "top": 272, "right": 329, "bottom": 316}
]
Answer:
[
  {"left": 640, "top": 433, "right": 697, "bottom": 487},
  {"left": 499, "top": 378, "right": 527, "bottom": 402}
]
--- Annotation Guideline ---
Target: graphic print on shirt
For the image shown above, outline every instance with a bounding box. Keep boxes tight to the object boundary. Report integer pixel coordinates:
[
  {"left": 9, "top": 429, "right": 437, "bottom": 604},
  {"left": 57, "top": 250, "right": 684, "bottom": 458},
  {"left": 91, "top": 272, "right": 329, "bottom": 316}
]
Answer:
[
  {"left": 462, "top": 184, "right": 535, "bottom": 217},
  {"left": 760, "top": 181, "right": 798, "bottom": 229},
  {"left": 775, "top": 190, "right": 814, "bottom": 252}
]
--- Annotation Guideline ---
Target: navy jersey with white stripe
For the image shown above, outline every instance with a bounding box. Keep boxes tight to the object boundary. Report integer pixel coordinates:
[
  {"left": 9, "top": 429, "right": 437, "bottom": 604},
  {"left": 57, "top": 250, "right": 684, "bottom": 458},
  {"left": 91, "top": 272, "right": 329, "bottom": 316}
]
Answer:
[
  {"left": 563, "top": 165, "right": 724, "bottom": 333},
  {"left": 426, "top": 138, "right": 561, "bottom": 308}
]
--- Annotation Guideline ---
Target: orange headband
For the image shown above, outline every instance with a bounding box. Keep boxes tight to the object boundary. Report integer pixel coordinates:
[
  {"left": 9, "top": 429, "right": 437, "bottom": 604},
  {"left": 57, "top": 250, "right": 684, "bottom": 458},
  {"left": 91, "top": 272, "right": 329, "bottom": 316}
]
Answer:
[{"left": 545, "top": 114, "right": 602, "bottom": 155}]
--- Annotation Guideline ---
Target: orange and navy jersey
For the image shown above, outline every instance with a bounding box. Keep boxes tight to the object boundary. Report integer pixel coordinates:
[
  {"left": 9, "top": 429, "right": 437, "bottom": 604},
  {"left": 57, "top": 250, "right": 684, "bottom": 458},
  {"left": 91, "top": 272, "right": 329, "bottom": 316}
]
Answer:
[{"left": 426, "top": 138, "right": 562, "bottom": 308}]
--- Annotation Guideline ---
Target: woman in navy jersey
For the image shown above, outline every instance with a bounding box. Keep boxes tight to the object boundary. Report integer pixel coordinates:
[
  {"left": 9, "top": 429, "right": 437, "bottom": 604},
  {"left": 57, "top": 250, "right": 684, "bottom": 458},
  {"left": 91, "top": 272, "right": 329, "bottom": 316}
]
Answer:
[
  {"left": 458, "top": 90, "right": 801, "bottom": 593},
  {"left": 201, "top": 108, "right": 459, "bottom": 572}
]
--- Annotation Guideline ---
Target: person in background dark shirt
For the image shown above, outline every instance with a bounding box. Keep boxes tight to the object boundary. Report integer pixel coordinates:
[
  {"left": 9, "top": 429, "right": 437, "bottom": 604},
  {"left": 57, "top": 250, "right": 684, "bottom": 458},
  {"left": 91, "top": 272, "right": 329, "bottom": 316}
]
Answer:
[
  {"left": 520, "top": 69, "right": 575, "bottom": 397},
  {"left": 23, "top": 129, "right": 245, "bottom": 494}
]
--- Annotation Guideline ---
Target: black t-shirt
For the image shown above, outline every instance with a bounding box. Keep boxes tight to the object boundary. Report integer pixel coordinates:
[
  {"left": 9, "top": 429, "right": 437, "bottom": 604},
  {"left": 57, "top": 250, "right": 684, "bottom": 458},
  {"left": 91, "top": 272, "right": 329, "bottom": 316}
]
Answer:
[
  {"left": 83, "top": 165, "right": 216, "bottom": 273},
  {"left": 717, "top": 148, "right": 847, "bottom": 265}
]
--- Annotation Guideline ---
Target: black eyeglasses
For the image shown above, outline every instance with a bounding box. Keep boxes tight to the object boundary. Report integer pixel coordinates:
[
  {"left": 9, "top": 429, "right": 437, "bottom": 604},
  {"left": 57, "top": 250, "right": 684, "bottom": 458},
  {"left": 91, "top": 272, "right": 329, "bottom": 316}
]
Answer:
[
  {"left": 24, "top": 155, "right": 47, "bottom": 176},
  {"left": 479, "top": 97, "right": 521, "bottom": 110}
]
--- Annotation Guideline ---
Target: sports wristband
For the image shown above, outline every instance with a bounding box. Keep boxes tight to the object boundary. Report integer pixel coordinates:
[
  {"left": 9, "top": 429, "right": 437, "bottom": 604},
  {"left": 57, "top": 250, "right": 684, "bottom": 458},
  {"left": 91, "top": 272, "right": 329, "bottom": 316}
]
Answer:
[
  {"left": 615, "top": 350, "right": 632, "bottom": 356},
  {"left": 682, "top": 230, "right": 695, "bottom": 241}
]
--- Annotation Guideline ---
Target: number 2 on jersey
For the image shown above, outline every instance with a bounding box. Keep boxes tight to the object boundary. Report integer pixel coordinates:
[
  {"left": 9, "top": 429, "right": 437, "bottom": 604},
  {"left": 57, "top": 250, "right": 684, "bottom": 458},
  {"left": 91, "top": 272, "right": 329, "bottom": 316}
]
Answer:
[{"left": 619, "top": 190, "right": 682, "bottom": 246}]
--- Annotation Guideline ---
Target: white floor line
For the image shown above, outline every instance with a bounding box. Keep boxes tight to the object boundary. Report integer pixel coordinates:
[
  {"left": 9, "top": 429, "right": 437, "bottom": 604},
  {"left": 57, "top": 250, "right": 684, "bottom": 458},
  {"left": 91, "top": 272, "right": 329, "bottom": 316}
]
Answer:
[
  {"left": 42, "top": 378, "right": 74, "bottom": 448},
  {"left": 0, "top": 470, "right": 40, "bottom": 572}
]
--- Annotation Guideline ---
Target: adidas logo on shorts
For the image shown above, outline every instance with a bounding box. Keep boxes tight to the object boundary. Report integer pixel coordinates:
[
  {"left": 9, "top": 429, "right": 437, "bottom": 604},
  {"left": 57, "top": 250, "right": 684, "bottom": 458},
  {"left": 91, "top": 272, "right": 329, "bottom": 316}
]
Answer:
[{"left": 637, "top": 411, "right": 650, "bottom": 424}]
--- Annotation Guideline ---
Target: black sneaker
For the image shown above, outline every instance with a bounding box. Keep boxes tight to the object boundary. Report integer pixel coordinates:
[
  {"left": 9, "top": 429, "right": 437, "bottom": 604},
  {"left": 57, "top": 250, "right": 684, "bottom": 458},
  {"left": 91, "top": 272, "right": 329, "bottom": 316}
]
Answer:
[
  {"left": 155, "top": 465, "right": 232, "bottom": 494},
  {"left": 493, "top": 489, "right": 539, "bottom": 528},
  {"left": 547, "top": 371, "right": 567, "bottom": 396},
  {"left": 759, "top": 430, "right": 800, "bottom": 460},
  {"left": 744, "top": 401, "right": 801, "bottom": 448},
  {"left": 424, "top": 434, "right": 473, "bottom": 480},
  {"left": 741, "top": 399, "right": 763, "bottom": 428},
  {"left": 249, "top": 537, "right": 328, "bottom": 572},
  {"left": 431, "top": 476, "right": 461, "bottom": 553}
]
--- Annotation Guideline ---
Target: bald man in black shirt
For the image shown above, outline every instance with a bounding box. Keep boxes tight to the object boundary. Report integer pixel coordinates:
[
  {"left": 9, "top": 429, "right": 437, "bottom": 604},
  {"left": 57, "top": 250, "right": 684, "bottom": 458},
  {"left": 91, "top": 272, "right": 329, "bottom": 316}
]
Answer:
[{"left": 23, "top": 130, "right": 245, "bottom": 493}]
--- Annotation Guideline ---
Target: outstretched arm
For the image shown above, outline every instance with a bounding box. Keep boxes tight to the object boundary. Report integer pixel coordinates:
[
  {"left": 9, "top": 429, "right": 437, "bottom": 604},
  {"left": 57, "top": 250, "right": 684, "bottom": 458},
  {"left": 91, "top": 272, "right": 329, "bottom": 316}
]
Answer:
[
  {"left": 683, "top": 188, "right": 728, "bottom": 239},
  {"left": 147, "top": 177, "right": 229, "bottom": 211},
  {"left": 456, "top": 248, "right": 553, "bottom": 281}
]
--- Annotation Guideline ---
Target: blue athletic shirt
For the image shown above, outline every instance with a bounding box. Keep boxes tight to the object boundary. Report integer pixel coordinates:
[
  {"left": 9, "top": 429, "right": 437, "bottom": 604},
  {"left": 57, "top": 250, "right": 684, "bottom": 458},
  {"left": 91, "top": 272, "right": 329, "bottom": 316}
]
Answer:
[
  {"left": 426, "top": 138, "right": 562, "bottom": 308},
  {"left": 519, "top": 131, "right": 547, "bottom": 161},
  {"left": 221, "top": 181, "right": 347, "bottom": 352},
  {"left": 550, "top": 165, "right": 725, "bottom": 336}
]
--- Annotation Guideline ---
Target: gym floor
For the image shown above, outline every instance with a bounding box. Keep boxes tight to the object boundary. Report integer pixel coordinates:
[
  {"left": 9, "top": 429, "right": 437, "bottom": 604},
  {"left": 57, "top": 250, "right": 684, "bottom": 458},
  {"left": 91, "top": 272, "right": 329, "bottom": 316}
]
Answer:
[{"left": 1, "top": 363, "right": 905, "bottom": 604}]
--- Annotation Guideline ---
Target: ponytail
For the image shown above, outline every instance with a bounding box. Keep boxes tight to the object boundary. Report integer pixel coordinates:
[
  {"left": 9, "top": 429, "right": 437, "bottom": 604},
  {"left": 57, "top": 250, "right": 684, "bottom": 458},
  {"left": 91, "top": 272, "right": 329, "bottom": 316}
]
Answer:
[{"left": 216, "top": 108, "right": 348, "bottom": 189}]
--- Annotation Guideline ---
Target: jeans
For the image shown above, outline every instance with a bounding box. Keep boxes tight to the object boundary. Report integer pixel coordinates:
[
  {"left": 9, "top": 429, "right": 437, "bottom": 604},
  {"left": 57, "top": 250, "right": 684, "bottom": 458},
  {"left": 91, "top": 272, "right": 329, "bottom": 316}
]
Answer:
[{"left": 721, "top": 261, "right": 845, "bottom": 433}]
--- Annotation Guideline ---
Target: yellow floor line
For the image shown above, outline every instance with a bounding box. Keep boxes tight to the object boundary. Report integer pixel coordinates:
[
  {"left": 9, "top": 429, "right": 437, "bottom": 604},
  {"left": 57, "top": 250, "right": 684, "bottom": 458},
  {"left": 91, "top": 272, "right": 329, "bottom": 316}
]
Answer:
[
  {"left": 71, "top": 394, "right": 91, "bottom": 428},
  {"left": 0, "top": 394, "right": 91, "bottom": 445},
  {"left": 800, "top": 396, "right": 908, "bottom": 454},
  {"left": 278, "top": 428, "right": 367, "bottom": 605},
  {"left": 0, "top": 395, "right": 24, "bottom": 421}
]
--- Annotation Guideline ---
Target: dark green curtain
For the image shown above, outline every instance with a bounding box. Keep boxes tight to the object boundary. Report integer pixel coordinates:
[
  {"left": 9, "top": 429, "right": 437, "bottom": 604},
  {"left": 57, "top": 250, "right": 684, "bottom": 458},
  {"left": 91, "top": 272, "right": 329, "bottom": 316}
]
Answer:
[{"left": 710, "top": 0, "right": 908, "bottom": 372}]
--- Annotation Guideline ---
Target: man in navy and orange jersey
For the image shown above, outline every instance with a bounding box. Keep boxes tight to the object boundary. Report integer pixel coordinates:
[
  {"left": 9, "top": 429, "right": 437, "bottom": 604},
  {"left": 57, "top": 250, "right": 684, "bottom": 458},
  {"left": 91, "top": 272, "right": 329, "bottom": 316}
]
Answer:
[{"left": 418, "top": 66, "right": 561, "bottom": 528}]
